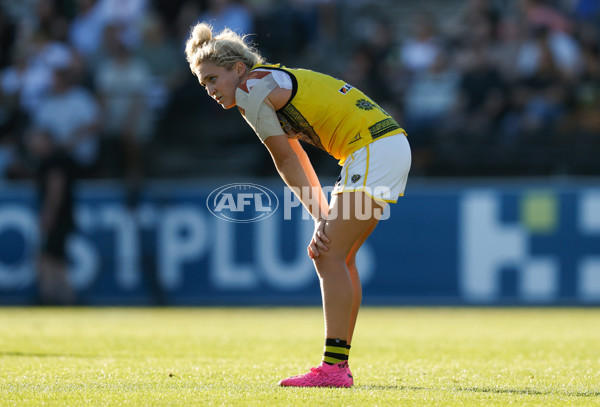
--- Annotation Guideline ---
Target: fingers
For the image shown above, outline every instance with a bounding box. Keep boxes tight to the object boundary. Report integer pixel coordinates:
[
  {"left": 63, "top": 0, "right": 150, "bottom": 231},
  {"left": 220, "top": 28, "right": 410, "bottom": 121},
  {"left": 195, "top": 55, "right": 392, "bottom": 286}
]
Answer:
[
  {"left": 308, "top": 243, "right": 318, "bottom": 259},
  {"left": 316, "top": 220, "right": 331, "bottom": 243},
  {"left": 308, "top": 237, "right": 328, "bottom": 259},
  {"left": 317, "top": 228, "right": 330, "bottom": 244},
  {"left": 314, "top": 237, "right": 328, "bottom": 252},
  {"left": 308, "top": 220, "right": 331, "bottom": 259}
]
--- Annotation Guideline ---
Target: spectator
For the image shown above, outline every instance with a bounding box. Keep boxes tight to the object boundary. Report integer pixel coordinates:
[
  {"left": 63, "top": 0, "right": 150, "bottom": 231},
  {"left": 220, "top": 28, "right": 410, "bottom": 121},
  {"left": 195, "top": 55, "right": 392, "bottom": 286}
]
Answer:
[
  {"left": 0, "top": 0, "right": 599, "bottom": 178},
  {"left": 521, "top": 42, "right": 568, "bottom": 133},
  {"left": 400, "top": 12, "right": 441, "bottom": 74},
  {"left": 445, "top": 0, "right": 500, "bottom": 48},
  {"left": 0, "top": 8, "right": 17, "bottom": 69},
  {"left": 0, "top": 47, "right": 28, "bottom": 114},
  {"left": 68, "top": 0, "right": 105, "bottom": 64},
  {"left": 404, "top": 52, "right": 460, "bottom": 137},
  {"left": 198, "top": 0, "right": 254, "bottom": 35},
  {"left": 31, "top": 53, "right": 101, "bottom": 177},
  {"left": 491, "top": 15, "right": 525, "bottom": 82},
  {"left": 516, "top": 25, "right": 582, "bottom": 80},
  {"left": 568, "top": 45, "right": 600, "bottom": 134},
  {"left": 355, "top": 18, "right": 397, "bottom": 104},
  {"left": 94, "top": 24, "right": 152, "bottom": 200},
  {"left": 403, "top": 52, "right": 460, "bottom": 174},
  {"left": 0, "top": 111, "right": 27, "bottom": 180},
  {"left": 136, "top": 13, "right": 186, "bottom": 113},
  {"left": 26, "top": 128, "right": 77, "bottom": 305},
  {"left": 174, "top": 1, "right": 205, "bottom": 48},
  {"left": 94, "top": 0, "right": 149, "bottom": 47},
  {"left": 14, "top": 28, "right": 74, "bottom": 116},
  {"left": 501, "top": 38, "right": 569, "bottom": 145},
  {"left": 519, "top": 0, "right": 572, "bottom": 33},
  {"left": 454, "top": 44, "right": 506, "bottom": 143}
]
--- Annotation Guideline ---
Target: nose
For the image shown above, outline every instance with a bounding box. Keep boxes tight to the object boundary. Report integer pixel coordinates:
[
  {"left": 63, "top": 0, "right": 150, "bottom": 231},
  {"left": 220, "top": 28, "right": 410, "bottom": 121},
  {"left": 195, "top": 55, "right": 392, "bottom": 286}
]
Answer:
[{"left": 207, "top": 86, "right": 217, "bottom": 97}]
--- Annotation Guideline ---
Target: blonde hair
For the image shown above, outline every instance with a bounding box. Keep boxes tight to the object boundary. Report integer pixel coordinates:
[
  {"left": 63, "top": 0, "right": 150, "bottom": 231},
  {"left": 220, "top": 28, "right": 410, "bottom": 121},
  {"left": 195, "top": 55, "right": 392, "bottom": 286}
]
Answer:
[{"left": 185, "top": 23, "right": 265, "bottom": 75}]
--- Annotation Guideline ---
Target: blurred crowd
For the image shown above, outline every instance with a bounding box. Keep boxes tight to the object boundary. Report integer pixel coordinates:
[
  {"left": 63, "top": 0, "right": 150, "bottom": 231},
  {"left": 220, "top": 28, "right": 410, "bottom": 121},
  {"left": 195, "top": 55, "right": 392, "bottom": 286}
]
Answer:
[
  {"left": 344, "top": 0, "right": 600, "bottom": 176},
  {"left": 0, "top": 0, "right": 599, "bottom": 184}
]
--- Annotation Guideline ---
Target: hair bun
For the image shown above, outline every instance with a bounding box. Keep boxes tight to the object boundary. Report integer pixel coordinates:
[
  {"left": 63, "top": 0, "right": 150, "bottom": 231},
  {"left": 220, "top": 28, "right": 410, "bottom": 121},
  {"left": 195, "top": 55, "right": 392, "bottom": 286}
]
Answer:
[{"left": 187, "top": 23, "right": 213, "bottom": 55}]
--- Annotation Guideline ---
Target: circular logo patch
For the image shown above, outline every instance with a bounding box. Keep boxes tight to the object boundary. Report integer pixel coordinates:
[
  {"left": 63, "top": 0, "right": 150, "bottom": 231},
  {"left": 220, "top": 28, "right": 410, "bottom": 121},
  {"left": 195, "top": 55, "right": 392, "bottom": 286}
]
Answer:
[{"left": 356, "top": 99, "right": 374, "bottom": 111}]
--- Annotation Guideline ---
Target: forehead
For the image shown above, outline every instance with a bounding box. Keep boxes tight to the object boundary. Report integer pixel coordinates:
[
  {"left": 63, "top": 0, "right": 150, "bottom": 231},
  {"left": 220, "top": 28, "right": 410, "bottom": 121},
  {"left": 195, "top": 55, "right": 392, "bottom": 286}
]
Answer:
[{"left": 198, "top": 61, "right": 227, "bottom": 80}]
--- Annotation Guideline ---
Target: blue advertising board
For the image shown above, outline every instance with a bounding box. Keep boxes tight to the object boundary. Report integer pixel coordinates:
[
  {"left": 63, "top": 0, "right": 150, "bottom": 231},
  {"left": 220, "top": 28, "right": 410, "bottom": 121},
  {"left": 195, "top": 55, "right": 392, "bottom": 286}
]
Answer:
[{"left": 0, "top": 180, "right": 599, "bottom": 305}]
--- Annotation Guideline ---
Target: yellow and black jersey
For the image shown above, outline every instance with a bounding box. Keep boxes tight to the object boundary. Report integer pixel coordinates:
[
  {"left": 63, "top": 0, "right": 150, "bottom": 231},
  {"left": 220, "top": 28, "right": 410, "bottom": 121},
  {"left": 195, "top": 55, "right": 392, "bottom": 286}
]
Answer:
[{"left": 250, "top": 64, "right": 406, "bottom": 165}]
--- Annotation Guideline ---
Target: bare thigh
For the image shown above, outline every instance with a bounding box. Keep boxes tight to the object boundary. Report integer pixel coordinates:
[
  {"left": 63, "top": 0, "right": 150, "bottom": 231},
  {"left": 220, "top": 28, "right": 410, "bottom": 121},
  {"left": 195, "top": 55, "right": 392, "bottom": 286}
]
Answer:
[{"left": 322, "top": 191, "right": 386, "bottom": 259}]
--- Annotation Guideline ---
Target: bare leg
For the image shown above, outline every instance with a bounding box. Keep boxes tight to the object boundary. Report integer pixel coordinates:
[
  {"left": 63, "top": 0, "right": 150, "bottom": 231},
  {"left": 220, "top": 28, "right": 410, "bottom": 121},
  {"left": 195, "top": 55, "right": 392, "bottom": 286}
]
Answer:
[
  {"left": 312, "top": 192, "right": 384, "bottom": 340},
  {"left": 345, "top": 216, "right": 379, "bottom": 344}
]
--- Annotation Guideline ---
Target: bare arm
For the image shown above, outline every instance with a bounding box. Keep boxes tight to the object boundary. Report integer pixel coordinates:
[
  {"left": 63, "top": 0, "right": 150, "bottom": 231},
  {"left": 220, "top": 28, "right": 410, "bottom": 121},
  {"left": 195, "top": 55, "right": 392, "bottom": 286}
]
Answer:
[
  {"left": 239, "top": 83, "right": 330, "bottom": 256},
  {"left": 288, "top": 138, "right": 329, "bottom": 220},
  {"left": 264, "top": 135, "right": 328, "bottom": 221}
]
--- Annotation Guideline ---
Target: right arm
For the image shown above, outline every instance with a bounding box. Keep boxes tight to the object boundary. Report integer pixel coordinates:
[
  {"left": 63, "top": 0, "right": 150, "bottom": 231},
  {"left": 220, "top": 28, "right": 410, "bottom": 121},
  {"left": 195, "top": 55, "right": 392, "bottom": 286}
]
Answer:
[
  {"left": 263, "top": 135, "right": 328, "bottom": 222},
  {"left": 237, "top": 76, "right": 330, "bottom": 256},
  {"left": 263, "top": 135, "right": 330, "bottom": 258},
  {"left": 238, "top": 83, "right": 329, "bottom": 221}
]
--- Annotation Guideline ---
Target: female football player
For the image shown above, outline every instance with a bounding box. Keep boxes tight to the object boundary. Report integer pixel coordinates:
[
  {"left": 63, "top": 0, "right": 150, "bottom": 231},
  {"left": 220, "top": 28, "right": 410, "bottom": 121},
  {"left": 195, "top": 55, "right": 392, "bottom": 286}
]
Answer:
[{"left": 185, "top": 23, "right": 411, "bottom": 388}]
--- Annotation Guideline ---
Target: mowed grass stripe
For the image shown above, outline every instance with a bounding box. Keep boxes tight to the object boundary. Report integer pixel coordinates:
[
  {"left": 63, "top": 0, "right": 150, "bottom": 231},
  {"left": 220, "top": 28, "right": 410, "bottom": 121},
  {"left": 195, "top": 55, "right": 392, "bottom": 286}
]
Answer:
[{"left": 0, "top": 307, "right": 599, "bottom": 406}]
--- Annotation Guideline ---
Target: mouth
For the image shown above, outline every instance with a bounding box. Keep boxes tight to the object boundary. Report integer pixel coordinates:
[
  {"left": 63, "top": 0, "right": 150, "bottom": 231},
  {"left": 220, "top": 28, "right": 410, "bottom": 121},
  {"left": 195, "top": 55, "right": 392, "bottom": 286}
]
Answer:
[{"left": 216, "top": 96, "right": 223, "bottom": 104}]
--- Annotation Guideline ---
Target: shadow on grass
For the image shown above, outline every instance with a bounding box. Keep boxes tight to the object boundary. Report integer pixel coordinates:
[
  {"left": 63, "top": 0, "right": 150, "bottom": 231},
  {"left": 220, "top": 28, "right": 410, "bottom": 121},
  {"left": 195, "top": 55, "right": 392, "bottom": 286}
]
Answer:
[
  {"left": 0, "top": 351, "right": 94, "bottom": 358},
  {"left": 357, "top": 385, "right": 430, "bottom": 391},
  {"left": 456, "top": 387, "right": 600, "bottom": 398},
  {"left": 357, "top": 385, "right": 600, "bottom": 398}
]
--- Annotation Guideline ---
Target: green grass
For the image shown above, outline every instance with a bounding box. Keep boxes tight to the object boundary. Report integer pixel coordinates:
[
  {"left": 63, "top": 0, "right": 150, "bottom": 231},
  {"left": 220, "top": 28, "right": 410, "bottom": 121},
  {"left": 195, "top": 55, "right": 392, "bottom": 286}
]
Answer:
[{"left": 0, "top": 307, "right": 599, "bottom": 406}]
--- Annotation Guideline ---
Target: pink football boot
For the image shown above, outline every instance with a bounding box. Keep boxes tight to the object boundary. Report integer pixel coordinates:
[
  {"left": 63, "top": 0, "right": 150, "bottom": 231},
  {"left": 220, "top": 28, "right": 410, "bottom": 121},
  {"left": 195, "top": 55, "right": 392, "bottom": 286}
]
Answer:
[{"left": 278, "top": 361, "right": 353, "bottom": 388}]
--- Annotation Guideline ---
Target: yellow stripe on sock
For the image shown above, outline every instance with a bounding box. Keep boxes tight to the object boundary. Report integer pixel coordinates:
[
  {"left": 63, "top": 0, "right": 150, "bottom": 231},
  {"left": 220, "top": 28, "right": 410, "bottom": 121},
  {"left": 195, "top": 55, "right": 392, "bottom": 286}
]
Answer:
[
  {"left": 324, "top": 345, "right": 346, "bottom": 354},
  {"left": 323, "top": 355, "right": 344, "bottom": 364}
]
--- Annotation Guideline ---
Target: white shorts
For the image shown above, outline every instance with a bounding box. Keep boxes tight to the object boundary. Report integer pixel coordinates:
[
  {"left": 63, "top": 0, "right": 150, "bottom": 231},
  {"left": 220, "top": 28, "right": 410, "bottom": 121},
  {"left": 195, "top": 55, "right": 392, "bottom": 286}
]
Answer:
[{"left": 332, "top": 133, "right": 411, "bottom": 203}]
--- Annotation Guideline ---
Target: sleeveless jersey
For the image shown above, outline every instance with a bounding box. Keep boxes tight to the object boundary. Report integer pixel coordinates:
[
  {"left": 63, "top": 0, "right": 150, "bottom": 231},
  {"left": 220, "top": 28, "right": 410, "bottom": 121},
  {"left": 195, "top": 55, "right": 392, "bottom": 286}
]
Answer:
[{"left": 249, "top": 64, "right": 406, "bottom": 165}]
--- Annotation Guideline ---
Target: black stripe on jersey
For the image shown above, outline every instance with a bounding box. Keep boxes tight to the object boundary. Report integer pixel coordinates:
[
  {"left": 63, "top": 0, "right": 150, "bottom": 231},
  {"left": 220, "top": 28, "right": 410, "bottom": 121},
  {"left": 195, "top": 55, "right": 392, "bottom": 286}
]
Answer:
[{"left": 369, "top": 118, "right": 401, "bottom": 139}]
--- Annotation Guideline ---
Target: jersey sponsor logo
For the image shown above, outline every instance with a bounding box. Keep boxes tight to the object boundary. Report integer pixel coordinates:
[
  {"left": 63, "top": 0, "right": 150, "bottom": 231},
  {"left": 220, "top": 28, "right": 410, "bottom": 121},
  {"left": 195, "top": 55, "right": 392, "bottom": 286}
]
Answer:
[
  {"left": 351, "top": 174, "right": 361, "bottom": 183},
  {"left": 338, "top": 84, "right": 353, "bottom": 94}
]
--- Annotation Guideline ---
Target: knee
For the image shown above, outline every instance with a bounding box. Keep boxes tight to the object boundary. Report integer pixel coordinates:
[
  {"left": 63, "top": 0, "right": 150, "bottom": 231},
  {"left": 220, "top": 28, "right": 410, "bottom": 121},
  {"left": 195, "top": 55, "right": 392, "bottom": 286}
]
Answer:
[
  {"left": 315, "top": 246, "right": 348, "bottom": 262},
  {"left": 313, "top": 248, "right": 347, "bottom": 274}
]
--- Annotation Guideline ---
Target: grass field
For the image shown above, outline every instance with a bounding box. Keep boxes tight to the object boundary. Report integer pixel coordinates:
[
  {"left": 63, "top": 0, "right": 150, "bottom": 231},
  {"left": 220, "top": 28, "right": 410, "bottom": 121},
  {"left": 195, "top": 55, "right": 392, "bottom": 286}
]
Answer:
[{"left": 1, "top": 307, "right": 599, "bottom": 406}]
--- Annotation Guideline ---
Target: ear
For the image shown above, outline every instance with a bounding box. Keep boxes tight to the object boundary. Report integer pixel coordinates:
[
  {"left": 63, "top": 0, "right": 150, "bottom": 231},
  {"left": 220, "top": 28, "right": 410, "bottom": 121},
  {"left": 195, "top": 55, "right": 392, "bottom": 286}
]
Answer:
[{"left": 235, "top": 61, "right": 247, "bottom": 78}]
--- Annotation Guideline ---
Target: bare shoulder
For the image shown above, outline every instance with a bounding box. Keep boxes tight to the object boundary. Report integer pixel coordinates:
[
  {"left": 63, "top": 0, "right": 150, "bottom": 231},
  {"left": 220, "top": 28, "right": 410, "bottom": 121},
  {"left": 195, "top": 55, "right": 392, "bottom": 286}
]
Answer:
[{"left": 267, "top": 87, "right": 292, "bottom": 111}]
